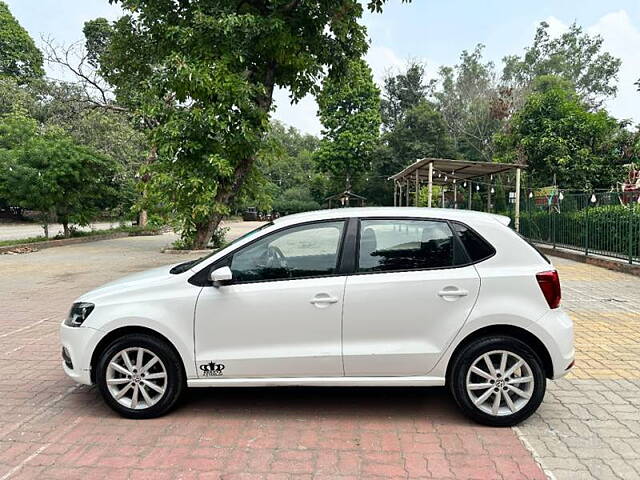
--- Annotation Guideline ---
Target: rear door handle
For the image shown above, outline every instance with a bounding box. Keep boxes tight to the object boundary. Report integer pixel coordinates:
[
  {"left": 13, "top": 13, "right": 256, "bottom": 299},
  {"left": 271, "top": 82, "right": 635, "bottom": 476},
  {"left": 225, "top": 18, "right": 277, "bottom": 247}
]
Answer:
[
  {"left": 310, "top": 294, "right": 339, "bottom": 305},
  {"left": 438, "top": 289, "right": 469, "bottom": 297}
]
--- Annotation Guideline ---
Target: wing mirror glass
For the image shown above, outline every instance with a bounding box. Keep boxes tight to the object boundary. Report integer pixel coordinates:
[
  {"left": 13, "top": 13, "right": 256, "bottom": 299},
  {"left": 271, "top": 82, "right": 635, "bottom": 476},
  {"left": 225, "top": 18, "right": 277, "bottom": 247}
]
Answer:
[{"left": 209, "top": 266, "right": 232, "bottom": 287}]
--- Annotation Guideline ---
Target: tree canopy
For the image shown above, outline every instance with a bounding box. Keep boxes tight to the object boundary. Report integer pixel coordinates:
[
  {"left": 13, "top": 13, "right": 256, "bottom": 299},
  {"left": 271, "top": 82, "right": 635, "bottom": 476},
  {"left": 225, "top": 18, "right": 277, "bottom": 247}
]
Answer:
[
  {"left": 0, "top": 111, "right": 121, "bottom": 236},
  {"left": 502, "top": 21, "right": 621, "bottom": 105},
  {"left": 315, "top": 59, "right": 381, "bottom": 190},
  {"left": 495, "top": 76, "right": 626, "bottom": 190},
  {"left": 0, "top": 1, "right": 44, "bottom": 82},
  {"left": 85, "top": 0, "right": 409, "bottom": 248}
]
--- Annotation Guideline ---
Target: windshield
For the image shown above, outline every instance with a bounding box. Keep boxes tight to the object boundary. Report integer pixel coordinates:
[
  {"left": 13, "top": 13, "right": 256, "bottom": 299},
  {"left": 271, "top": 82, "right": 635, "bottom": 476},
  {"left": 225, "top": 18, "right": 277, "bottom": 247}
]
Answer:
[{"left": 169, "top": 222, "right": 273, "bottom": 274}]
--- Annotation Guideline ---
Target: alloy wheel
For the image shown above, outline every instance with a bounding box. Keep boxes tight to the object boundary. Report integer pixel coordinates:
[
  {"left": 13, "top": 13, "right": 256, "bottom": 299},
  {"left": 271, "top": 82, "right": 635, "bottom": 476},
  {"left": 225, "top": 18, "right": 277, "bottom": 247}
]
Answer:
[
  {"left": 465, "top": 350, "right": 535, "bottom": 417},
  {"left": 106, "top": 347, "right": 167, "bottom": 410}
]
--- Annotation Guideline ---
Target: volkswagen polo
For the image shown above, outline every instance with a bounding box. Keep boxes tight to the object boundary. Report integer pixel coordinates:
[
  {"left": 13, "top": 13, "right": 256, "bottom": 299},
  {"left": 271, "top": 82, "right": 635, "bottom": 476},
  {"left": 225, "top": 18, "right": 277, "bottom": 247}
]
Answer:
[{"left": 60, "top": 207, "right": 574, "bottom": 426}]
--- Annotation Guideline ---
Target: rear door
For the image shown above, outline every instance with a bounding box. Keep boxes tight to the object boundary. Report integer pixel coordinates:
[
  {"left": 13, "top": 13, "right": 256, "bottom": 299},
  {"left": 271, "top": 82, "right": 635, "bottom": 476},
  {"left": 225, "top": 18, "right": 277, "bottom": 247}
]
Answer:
[{"left": 342, "top": 218, "right": 481, "bottom": 376}]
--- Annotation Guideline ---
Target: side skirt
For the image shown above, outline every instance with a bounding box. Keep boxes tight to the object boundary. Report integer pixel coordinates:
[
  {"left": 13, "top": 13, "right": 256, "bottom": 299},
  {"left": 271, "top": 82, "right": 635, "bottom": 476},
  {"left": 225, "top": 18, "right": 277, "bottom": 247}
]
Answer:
[{"left": 187, "top": 376, "right": 446, "bottom": 388}]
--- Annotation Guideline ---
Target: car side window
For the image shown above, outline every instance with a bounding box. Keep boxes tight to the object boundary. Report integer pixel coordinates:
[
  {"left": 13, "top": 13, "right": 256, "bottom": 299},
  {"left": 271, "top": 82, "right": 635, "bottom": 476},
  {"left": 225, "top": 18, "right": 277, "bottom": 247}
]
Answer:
[
  {"left": 358, "top": 219, "right": 464, "bottom": 272},
  {"left": 230, "top": 221, "right": 346, "bottom": 282},
  {"left": 451, "top": 222, "right": 496, "bottom": 262}
]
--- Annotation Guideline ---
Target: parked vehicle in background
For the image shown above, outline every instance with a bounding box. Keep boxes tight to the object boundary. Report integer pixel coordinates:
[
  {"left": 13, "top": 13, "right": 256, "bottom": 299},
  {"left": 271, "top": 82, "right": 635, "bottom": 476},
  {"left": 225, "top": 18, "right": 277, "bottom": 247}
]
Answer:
[{"left": 60, "top": 207, "right": 573, "bottom": 426}]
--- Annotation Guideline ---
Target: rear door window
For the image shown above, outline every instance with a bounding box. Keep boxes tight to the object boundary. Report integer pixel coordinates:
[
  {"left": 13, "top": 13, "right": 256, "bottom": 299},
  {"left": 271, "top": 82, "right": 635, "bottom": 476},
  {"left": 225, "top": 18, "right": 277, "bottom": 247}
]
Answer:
[{"left": 357, "top": 219, "right": 466, "bottom": 272}]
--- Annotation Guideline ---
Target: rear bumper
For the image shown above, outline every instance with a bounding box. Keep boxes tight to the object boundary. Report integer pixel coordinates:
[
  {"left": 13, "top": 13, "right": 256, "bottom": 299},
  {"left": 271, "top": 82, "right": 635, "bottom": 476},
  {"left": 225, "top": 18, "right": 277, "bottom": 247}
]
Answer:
[
  {"left": 531, "top": 308, "right": 575, "bottom": 379},
  {"left": 59, "top": 323, "right": 103, "bottom": 385}
]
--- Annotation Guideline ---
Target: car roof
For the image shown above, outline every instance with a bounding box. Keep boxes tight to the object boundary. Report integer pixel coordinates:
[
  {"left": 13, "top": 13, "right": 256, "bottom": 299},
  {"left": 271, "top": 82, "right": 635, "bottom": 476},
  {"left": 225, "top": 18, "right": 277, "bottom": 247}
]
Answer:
[{"left": 273, "top": 207, "right": 511, "bottom": 227}]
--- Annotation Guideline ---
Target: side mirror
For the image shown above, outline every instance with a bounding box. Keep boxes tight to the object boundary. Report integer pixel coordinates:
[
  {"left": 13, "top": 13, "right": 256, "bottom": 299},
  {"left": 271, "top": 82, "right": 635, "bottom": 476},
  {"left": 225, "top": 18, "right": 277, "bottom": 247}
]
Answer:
[{"left": 209, "top": 266, "right": 232, "bottom": 287}]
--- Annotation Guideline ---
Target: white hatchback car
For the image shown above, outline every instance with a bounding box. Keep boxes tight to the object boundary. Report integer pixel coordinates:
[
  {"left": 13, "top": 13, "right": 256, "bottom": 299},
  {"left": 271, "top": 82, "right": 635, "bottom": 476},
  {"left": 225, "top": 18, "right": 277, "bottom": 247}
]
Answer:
[{"left": 61, "top": 208, "right": 574, "bottom": 426}]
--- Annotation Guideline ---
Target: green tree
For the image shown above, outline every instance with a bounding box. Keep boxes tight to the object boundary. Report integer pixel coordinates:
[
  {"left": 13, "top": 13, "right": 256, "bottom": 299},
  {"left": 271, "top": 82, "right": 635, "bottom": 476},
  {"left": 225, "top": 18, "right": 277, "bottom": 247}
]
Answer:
[
  {"left": 434, "top": 45, "right": 504, "bottom": 162},
  {"left": 0, "top": 1, "right": 44, "bottom": 82},
  {"left": 381, "top": 60, "right": 431, "bottom": 131},
  {"left": 315, "top": 59, "right": 381, "bottom": 191},
  {"left": 0, "top": 111, "right": 121, "bottom": 237},
  {"left": 495, "top": 76, "right": 626, "bottom": 190},
  {"left": 363, "top": 100, "right": 457, "bottom": 206},
  {"left": 502, "top": 21, "right": 621, "bottom": 105},
  {"left": 85, "top": 0, "right": 409, "bottom": 248}
]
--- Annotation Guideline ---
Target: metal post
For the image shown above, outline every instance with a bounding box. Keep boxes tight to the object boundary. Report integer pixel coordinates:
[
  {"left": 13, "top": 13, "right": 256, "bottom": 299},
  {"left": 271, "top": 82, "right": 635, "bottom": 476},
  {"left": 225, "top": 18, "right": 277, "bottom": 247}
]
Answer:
[
  {"left": 515, "top": 168, "right": 521, "bottom": 232},
  {"left": 487, "top": 176, "right": 491, "bottom": 212},
  {"left": 427, "top": 162, "right": 433, "bottom": 208},
  {"left": 454, "top": 183, "right": 457, "bottom": 209},
  {"left": 468, "top": 181, "right": 472, "bottom": 210},
  {"left": 441, "top": 188, "right": 445, "bottom": 208},
  {"left": 629, "top": 206, "right": 634, "bottom": 264},
  {"left": 585, "top": 200, "right": 590, "bottom": 256},
  {"left": 415, "top": 169, "right": 420, "bottom": 207},
  {"left": 393, "top": 181, "right": 397, "bottom": 207},
  {"left": 398, "top": 182, "right": 402, "bottom": 207},
  {"left": 405, "top": 178, "right": 409, "bottom": 206}
]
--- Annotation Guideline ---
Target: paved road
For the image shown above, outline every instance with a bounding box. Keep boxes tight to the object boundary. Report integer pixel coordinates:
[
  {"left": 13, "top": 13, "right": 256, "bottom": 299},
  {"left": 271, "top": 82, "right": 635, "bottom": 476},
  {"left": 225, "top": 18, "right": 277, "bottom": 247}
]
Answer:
[
  {"left": 0, "top": 222, "right": 132, "bottom": 242},
  {"left": 0, "top": 230, "right": 638, "bottom": 479}
]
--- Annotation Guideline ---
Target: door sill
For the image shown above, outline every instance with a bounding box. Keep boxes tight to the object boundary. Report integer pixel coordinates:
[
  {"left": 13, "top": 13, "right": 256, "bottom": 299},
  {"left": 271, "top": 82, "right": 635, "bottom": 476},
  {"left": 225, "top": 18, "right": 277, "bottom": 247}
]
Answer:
[{"left": 187, "top": 376, "right": 446, "bottom": 388}]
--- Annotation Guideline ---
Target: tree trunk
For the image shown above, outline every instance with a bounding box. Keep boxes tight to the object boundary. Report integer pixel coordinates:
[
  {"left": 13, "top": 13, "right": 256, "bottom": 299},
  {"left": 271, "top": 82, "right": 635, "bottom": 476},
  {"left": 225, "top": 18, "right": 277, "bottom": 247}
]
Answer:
[
  {"left": 62, "top": 221, "right": 70, "bottom": 238},
  {"left": 192, "top": 212, "right": 224, "bottom": 250},
  {"left": 42, "top": 223, "right": 49, "bottom": 239},
  {"left": 190, "top": 66, "right": 278, "bottom": 250},
  {"left": 138, "top": 209, "right": 148, "bottom": 227}
]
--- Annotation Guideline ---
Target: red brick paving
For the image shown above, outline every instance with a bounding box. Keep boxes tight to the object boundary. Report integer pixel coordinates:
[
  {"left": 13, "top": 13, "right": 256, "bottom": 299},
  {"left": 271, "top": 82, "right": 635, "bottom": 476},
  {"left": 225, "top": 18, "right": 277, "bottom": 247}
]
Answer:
[{"left": 0, "top": 236, "right": 547, "bottom": 479}]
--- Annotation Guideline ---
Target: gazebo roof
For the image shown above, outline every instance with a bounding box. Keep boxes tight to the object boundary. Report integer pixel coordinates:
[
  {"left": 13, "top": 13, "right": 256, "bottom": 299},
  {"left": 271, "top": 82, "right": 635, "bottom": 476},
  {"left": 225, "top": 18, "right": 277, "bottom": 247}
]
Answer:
[{"left": 389, "top": 158, "right": 526, "bottom": 185}]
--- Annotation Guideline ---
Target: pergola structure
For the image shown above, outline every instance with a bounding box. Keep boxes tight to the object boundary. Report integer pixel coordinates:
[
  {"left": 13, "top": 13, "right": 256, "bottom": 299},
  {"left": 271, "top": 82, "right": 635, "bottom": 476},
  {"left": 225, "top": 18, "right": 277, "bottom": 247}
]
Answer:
[
  {"left": 325, "top": 190, "right": 366, "bottom": 209},
  {"left": 389, "top": 158, "right": 526, "bottom": 231}
]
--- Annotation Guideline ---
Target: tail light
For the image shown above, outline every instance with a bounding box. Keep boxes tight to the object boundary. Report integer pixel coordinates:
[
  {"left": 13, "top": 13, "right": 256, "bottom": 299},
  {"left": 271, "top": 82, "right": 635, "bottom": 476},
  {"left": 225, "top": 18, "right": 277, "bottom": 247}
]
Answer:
[{"left": 536, "top": 270, "right": 561, "bottom": 309}]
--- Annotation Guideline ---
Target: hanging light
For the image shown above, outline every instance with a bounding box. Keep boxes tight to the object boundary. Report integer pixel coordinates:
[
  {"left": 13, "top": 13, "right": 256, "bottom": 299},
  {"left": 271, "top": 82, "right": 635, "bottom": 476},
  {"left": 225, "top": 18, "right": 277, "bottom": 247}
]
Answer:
[
  {"left": 444, "top": 176, "right": 448, "bottom": 181},
  {"left": 463, "top": 182, "right": 467, "bottom": 188},
  {"left": 453, "top": 179, "right": 456, "bottom": 184},
  {"left": 529, "top": 192, "right": 533, "bottom": 198},
  {"left": 590, "top": 193, "right": 597, "bottom": 203},
  {"left": 559, "top": 192, "right": 564, "bottom": 201},
  {"left": 476, "top": 184, "right": 480, "bottom": 191},
  {"left": 491, "top": 187, "right": 495, "bottom": 194},
  {"left": 438, "top": 172, "right": 441, "bottom": 178}
]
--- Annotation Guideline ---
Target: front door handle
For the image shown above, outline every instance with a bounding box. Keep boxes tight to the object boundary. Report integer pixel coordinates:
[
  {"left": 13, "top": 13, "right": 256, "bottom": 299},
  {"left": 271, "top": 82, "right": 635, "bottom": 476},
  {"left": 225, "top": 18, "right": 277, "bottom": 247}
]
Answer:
[
  {"left": 310, "top": 294, "right": 339, "bottom": 305},
  {"left": 437, "top": 288, "right": 469, "bottom": 298}
]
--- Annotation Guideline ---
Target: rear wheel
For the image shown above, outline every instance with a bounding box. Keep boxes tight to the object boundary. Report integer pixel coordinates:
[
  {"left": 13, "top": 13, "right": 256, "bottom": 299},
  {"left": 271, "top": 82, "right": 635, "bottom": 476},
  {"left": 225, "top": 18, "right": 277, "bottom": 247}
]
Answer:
[
  {"left": 96, "top": 334, "right": 185, "bottom": 419},
  {"left": 449, "top": 336, "right": 546, "bottom": 427}
]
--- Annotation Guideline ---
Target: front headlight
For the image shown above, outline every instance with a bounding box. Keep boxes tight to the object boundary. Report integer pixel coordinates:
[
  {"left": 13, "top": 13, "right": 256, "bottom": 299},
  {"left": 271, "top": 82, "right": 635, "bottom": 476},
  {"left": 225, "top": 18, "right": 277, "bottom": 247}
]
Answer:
[{"left": 65, "top": 302, "right": 95, "bottom": 327}]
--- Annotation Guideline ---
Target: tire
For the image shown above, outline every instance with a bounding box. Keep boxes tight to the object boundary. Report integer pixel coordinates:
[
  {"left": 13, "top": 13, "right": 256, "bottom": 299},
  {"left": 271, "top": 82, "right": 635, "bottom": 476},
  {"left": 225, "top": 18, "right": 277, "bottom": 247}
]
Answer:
[
  {"left": 449, "top": 335, "right": 546, "bottom": 427},
  {"left": 96, "top": 333, "right": 185, "bottom": 419}
]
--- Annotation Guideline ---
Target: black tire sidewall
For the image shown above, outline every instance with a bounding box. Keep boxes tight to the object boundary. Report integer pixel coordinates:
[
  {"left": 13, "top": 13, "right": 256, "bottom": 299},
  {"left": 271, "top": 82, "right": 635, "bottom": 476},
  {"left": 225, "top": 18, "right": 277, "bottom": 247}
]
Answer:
[
  {"left": 96, "top": 333, "right": 185, "bottom": 419},
  {"left": 449, "top": 335, "right": 546, "bottom": 427}
]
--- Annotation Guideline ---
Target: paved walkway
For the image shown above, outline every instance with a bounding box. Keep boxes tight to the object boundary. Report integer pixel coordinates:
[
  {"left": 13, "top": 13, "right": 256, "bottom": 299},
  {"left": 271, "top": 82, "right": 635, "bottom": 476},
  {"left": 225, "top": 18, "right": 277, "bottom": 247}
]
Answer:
[
  {"left": 0, "top": 229, "right": 638, "bottom": 479},
  {"left": 515, "top": 258, "right": 640, "bottom": 480}
]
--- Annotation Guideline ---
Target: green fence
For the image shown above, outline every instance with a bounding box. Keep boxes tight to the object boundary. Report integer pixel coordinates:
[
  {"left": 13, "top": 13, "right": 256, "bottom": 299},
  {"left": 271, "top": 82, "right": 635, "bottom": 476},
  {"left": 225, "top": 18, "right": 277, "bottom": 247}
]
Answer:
[{"left": 514, "top": 192, "right": 640, "bottom": 264}]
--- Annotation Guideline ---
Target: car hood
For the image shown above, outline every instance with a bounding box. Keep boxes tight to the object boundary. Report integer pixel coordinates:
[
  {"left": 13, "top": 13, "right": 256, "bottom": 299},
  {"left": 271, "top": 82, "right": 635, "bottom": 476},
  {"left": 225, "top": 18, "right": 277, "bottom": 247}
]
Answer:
[{"left": 76, "top": 264, "right": 181, "bottom": 302}]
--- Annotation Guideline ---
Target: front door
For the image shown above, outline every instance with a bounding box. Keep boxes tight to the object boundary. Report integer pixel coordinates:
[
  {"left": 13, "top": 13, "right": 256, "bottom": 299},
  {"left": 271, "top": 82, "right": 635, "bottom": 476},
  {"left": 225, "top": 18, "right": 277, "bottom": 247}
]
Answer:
[
  {"left": 343, "top": 218, "right": 481, "bottom": 376},
  {"left": 194, "top": 220, "right": 347, "bottom": 378}
]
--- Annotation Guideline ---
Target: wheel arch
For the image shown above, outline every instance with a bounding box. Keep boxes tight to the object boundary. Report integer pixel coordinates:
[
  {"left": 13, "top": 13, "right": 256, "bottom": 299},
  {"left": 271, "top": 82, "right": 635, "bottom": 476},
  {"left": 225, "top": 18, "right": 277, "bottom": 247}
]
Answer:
[
  {"left": 90, "top": 326, "right": 187, "bottom": 384},
  {"left": 445, "top": 324, "right": 554, "bottom": 383}
]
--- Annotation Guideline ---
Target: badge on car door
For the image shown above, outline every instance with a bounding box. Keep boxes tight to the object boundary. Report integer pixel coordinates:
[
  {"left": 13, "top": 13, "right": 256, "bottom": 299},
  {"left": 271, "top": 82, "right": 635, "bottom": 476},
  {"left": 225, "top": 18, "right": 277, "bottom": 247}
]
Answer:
[{"left": 199, "top": 361, "right": 225, "bottom": 376}]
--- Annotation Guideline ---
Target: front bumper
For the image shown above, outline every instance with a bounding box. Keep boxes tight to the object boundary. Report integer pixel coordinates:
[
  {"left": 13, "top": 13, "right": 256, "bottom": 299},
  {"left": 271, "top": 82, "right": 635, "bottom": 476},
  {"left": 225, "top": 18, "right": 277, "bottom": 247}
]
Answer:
[{"left": 59, "top": 323, "right": 103, "bottom": 385}]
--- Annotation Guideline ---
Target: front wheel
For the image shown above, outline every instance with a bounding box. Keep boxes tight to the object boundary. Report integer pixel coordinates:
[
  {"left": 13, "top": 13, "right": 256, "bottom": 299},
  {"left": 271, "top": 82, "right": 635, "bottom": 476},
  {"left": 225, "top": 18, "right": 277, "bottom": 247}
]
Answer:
[
  {"left": 449, "top": 336, "right": 546, "bottom": 427},
  {"left": 96, "top": 334, "right": 185, "bottom": 419}
]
